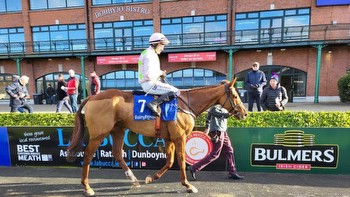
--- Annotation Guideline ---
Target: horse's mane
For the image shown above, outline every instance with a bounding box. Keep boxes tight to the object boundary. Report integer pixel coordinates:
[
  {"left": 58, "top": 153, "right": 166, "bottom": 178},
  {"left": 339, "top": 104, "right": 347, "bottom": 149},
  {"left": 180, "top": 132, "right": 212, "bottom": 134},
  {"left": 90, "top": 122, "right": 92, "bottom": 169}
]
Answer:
[{"left": 181, "top": 84, "right": 222, "bottom": 93}]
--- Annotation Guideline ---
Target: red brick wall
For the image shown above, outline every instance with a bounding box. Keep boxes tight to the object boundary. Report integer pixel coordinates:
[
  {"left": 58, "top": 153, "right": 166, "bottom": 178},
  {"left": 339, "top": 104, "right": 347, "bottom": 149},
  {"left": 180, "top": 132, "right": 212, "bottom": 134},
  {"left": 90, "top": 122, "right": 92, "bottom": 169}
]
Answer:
[{"left": 0, "top": 0, "right": 349, "bottom": 98}]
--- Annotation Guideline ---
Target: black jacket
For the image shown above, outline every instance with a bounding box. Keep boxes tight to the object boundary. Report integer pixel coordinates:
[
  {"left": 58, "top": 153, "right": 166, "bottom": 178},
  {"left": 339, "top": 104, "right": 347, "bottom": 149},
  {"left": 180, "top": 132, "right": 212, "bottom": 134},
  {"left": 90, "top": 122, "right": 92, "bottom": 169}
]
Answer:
[
  {"left": 245, "top": 70, "right": 267, "bottom": 93},
  {"left": 260, "top": 84, "right": 288, "bottom": 111},
  {"left": 56, "top": 81, "right": 68, "bottom": 101}
]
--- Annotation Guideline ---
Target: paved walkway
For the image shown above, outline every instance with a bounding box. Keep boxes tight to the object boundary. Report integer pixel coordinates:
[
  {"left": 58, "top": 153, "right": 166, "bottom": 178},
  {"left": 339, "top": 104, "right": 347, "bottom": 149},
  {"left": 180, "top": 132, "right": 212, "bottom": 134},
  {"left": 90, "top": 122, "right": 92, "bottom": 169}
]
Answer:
[
  {"left": 0, "top": 166, "right": 349, "bottom": 197},
  {"left": 0, "top": 101, "right": 349, "bottom": 113}
]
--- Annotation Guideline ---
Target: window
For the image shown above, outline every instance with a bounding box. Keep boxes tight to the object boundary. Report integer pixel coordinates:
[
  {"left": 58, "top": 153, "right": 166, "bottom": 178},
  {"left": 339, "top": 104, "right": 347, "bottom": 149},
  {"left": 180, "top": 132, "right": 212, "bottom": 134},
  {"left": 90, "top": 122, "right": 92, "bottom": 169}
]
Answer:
[
  {"left": 0, "top": 27, "right": 25, "bottom": 54},
  {"left": 100, "top": 69, "right": 226, "bottom": 90},
  {"left": 166, "top": 68, "right": 226, "bottom": 89},
  {"left": 0, "top": 74, "right": 18, "bottom": 100},
  {"left": 235, "top": 8, "right": 310, "bottom": 44},
  {"left": 92, "top": 0, "right": 151, "bottom": 5},
  {"left": 161, "top": 14, "right": 227, "bottom": 45},
  {"left": 0, "top": 0, "right": 21, "bottom": 12},
  {"left": 94, "top": 20, "right": 153, "bottom": 50},
  {"left": 100, "top": 70, "right": 140, "bottom": 90},
  {"left": 30, "top": 0, "right": 84, "bottom": 10},
  {"left": 32, "top": 24, "right": 87, "bottom": 52}
]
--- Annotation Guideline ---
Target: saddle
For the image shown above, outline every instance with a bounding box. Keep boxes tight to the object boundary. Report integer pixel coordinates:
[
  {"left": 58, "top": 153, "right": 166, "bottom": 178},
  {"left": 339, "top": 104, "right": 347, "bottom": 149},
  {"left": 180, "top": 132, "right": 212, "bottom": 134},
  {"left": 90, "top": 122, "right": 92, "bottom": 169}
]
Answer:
[
  {"left": 133, "top": 91, "right": 177, "bottom": 122},
  {"left": 132, "top": 90, "right": 160, "bottom": 96}
]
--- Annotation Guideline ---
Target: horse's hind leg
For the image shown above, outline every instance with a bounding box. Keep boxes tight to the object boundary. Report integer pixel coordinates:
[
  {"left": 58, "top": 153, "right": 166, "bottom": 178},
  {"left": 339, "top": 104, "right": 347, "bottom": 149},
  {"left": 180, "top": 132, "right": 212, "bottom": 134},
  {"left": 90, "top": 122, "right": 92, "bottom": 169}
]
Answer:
[
  {"left": 81, "top": 137, "right": 105, "bottom": 196},
  {"left": 174, "top": 134, "right": 198, "bottom": 193},
  {"left": 111, "top": 128, "right": 140, "bottom": 187},
  {"left": 145, "top": 141, "right": 175, "bottom": 184}
]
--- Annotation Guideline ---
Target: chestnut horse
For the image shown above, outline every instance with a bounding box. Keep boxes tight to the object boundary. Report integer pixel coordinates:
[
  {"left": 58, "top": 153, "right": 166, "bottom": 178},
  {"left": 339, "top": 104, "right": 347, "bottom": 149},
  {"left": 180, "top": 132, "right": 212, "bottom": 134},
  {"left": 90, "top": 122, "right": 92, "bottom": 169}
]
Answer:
[{"left": 67, "top": 79, "right": 247, "bottom": 196}]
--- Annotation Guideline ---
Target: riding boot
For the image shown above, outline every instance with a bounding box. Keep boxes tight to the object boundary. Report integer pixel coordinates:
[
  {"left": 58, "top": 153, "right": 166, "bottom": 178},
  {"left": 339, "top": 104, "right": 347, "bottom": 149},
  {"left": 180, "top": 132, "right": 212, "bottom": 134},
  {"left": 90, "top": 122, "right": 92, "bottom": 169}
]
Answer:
[{"left": 147, "top": 92, "right": 176, "bottom": 116}]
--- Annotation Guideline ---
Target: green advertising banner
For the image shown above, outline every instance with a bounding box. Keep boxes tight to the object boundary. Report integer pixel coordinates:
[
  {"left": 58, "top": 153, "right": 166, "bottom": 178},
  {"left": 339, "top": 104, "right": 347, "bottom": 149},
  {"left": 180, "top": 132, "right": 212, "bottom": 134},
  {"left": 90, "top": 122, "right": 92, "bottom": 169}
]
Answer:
[{"left": 228, "top": 128, "right": 350, "bottom": 174}]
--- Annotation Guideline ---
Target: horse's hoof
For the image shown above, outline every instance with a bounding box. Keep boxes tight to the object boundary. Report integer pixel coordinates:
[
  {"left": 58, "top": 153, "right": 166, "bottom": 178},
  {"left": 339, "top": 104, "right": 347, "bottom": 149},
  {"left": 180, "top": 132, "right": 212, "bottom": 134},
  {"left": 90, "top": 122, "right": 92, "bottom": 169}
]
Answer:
[
  {"left": 132, "top": 181, "right": 141, "bottom": 187},
  {"left": 186, "top": 186, "right": 198, "bottom": 193},
  {"left": 84, "top": 188, "right": 95, "bottom": 196},
  {"left": 145, "top": 175, "right": 153, "bottom": 184}
]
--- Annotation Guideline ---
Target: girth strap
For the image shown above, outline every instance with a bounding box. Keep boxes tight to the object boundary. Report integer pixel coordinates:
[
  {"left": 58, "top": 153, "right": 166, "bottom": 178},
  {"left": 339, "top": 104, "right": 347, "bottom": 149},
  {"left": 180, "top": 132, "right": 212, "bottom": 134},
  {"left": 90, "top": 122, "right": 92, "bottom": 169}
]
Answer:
[{"left": 155, "top": 116, "right": 161, "bottom": 138}]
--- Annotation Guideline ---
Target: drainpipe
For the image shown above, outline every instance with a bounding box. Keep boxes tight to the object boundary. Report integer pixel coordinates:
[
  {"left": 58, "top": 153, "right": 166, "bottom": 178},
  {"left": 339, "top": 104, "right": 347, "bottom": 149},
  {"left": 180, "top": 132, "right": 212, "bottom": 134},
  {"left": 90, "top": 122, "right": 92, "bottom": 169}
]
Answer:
[
  {"left": 229, "top": 0, "right": 233, "bottom": 45},
  {"left": 79, "top": 56, "right": 88, "bottom": 99},
  {"left": 314, "top": 44, "right": 325, "bottom": 103}
]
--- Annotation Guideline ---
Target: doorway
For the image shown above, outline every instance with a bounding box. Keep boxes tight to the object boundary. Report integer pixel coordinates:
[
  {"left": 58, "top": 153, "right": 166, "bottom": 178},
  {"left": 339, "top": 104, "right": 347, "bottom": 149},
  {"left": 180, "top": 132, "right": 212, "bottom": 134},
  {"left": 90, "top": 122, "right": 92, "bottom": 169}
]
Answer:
[{"left": 280, "top": 75, "right": 293, "bottom": 102}]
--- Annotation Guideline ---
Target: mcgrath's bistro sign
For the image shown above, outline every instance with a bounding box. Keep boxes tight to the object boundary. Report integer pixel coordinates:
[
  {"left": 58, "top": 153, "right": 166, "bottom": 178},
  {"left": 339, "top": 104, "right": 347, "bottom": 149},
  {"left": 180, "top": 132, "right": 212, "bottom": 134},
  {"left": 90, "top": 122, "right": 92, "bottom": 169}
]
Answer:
[
  {"left": 97, "top": 55, "right": 139, "bottom": 65},
  {"left": 168, "top": 52, "right": 216, "bottom": 62},
  {"left": 250, "top": 130, "right": 339, "bottom": 170}
]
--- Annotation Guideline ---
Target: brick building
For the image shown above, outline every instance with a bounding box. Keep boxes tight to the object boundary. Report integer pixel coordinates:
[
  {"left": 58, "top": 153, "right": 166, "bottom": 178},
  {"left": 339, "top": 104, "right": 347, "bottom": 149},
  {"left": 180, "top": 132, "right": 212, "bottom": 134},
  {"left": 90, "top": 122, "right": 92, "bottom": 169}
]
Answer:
[{"left": 0, "top": 0, "right": 349, "bottom": 103}]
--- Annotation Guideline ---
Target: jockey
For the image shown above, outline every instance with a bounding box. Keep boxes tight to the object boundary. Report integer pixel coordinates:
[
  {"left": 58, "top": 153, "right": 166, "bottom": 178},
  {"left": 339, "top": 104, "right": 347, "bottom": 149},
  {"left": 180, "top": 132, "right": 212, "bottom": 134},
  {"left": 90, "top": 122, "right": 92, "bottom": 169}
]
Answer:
[{"left": 138, "top": 32, "right": 180, "bottom": 116}]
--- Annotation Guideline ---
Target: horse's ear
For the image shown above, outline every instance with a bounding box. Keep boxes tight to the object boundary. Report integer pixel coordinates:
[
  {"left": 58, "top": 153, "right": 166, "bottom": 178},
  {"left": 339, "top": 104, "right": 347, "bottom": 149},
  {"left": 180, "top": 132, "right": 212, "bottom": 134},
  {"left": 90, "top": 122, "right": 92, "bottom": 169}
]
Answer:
[{"left": 229, "top": 77, "right": 237, "bottom": 88}]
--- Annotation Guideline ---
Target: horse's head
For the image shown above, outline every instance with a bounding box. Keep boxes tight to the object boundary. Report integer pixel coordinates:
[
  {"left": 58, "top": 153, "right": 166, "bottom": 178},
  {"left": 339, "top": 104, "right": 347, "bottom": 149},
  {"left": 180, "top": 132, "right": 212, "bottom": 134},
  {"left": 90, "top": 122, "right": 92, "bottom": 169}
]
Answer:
[{"left": 219, "top": 78, "right": 248, "bottom": 120}]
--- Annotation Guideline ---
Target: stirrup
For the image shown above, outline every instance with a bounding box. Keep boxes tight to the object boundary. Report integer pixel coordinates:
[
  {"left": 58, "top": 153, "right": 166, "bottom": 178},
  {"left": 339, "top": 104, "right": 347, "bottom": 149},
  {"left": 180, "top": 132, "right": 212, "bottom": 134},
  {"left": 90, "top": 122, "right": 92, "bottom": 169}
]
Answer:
[{"left": 147, "top": 103, "right": 160, "bottom": 116}]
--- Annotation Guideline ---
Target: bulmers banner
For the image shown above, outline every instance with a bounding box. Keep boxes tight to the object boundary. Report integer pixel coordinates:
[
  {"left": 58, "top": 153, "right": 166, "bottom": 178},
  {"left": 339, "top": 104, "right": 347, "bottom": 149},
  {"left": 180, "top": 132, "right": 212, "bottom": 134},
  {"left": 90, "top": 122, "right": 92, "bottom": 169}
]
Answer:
[{"left": 228, "top": 128, "right": 350, "bottom": 174}]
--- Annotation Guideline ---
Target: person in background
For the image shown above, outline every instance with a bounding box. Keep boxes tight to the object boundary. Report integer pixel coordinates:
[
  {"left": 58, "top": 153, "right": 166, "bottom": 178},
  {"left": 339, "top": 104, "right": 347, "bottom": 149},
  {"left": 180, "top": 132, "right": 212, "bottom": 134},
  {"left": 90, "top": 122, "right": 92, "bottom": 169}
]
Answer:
[
  {"left": 260, "top": 75, "right": 288, "bottom": 111},
  {"left": 90, "top": 71, "right": 100, "bottom": 95},
  {"left": 56, "top": 74, "right": 73, "bottom": 113},
  {"left": 187, "top": 104, "right": 244, "bottom": 181},
  {"left": 5, "top": 75, "right": 33, "bottom": 113},
  {"left": 138, "top": 32, "right": 180, "bottom": 116},
  {"left": 46, "top": 84, "right": 55, "bottom": 105},
  {"left": 66, "top": 69, "right": 79, "bottom": 113},
  {"left": 11, "top": 75, "right": 24, "bottom": 113},
  {"left": 245, "top": 62, "right": 266, "bottom": 112}
]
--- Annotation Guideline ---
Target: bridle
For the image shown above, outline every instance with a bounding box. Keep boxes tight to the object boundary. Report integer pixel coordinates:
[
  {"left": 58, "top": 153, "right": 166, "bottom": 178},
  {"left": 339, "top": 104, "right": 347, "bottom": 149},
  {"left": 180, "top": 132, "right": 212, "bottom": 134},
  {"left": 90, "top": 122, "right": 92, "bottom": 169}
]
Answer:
[{"left": 221, "top": 85, "right": 242, "bottom": 118}]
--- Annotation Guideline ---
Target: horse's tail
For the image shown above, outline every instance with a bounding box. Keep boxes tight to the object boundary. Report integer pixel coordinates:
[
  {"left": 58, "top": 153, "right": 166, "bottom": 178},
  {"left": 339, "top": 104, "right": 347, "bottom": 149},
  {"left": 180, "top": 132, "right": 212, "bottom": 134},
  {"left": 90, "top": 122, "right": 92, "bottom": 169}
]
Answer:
[{"left": 66, "top": 96, "right": 92, "bottom": 163}]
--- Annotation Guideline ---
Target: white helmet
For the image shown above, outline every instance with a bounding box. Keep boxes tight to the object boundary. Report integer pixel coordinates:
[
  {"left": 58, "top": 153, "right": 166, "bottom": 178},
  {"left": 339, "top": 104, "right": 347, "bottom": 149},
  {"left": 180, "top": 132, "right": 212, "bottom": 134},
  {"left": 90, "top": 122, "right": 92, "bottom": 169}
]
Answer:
[{"left": 149, "top": 33, "right": 169, "bottom": 45}]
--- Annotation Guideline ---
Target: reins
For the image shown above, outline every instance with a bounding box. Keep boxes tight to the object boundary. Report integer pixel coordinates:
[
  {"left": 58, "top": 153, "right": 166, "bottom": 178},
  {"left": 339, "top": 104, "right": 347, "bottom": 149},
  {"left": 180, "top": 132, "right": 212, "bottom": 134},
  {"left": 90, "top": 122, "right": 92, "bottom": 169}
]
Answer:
[
  {"left": 177, "top": 93, "right": 198, "bottom": 118},
  {"left": 177, "top": 84, "right": 240, "bottom": 118}
]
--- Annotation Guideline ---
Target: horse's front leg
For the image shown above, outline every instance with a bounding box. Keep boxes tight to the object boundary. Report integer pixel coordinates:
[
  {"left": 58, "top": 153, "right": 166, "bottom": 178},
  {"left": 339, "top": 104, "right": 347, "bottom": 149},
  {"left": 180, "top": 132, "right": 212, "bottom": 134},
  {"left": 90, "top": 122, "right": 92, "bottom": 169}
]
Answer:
[
  {"left": 81, "top": 138, "right": 104, "bottom": 196},
  {"left": 174, "top": 134, "right": 198, "bottom": 193},
  {"left": 145, "top": 141, "right": 175, "bottom": 184},
  {"left": 111, "top": 129, "right": 140, "bottom": 187}
]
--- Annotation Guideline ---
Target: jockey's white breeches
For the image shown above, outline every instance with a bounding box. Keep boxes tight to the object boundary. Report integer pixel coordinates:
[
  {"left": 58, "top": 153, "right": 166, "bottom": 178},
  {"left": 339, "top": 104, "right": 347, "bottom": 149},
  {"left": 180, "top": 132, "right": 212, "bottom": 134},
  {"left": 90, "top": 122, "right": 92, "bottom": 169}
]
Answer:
[{"left": 141, "top": 80, "right": 180, "bottom": 96}]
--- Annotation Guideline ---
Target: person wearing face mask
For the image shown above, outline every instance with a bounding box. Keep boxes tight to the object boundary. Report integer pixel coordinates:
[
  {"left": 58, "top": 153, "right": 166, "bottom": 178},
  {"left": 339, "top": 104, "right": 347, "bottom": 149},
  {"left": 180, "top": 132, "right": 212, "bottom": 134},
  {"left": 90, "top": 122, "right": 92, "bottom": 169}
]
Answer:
[
  {"left": 245, "top": 62, "right": 267, "bottom": 112},
  {"left": 138, "top": 33, "right": 180, "bottom": 116},
  {"left": 260, "top": 75, "right": 288, "bottom": 111}
]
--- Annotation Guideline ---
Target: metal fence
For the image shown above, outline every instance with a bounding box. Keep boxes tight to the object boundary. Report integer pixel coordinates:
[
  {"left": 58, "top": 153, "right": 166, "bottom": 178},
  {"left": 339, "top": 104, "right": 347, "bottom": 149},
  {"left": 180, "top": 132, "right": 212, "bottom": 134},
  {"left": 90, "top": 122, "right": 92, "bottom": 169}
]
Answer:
[{"left": 1, "top": 23, "right": 349, "bottom": 56}]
